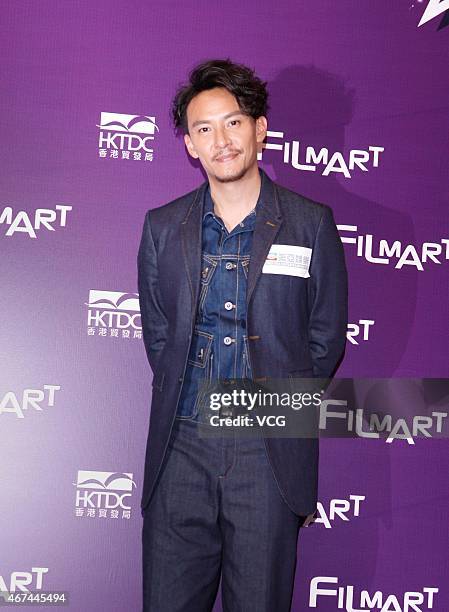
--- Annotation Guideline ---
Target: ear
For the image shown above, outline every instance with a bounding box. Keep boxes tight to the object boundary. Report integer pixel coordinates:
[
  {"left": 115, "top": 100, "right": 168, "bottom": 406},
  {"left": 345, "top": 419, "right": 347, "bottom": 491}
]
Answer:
[
  {"left": 255, "top": 116, "right": 268, "bottom": 143},
  {"left": 255, "top": 116, "right": 267, "bottom": 156},
  {"left": 184, "top": 133, "right": 199, "bottom": 159}
]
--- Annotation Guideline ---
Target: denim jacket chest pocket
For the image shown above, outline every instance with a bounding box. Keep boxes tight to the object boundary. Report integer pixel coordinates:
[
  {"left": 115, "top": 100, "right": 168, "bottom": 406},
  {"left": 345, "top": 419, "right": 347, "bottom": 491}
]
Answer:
[
  {"left": 187, "top": 329, "right": 214, "bottom": 378},
  {"left": 198, "top": 254, "right": 218, "bottom": 318},
  {"left": 241, "top": 257, "right": 250, "bottom": 279}
]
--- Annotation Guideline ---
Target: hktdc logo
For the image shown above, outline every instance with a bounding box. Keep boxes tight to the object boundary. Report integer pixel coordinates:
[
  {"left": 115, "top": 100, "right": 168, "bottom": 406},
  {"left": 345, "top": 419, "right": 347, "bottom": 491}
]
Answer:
[
  {"left": 74, "top": 470, "right": 136, "bottom": 520},
  {"left": 97, "top": 112, "right": 158, "bottom": 162},
  {"left": 85, "top": 290, "right": 142, "bottom": 340}
]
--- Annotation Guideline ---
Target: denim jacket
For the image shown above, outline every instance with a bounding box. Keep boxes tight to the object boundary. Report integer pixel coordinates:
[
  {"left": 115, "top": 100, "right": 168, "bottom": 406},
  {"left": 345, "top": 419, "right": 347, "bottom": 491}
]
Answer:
[{"left": 176, "top": 182, "right": 260, "bottom": 419}]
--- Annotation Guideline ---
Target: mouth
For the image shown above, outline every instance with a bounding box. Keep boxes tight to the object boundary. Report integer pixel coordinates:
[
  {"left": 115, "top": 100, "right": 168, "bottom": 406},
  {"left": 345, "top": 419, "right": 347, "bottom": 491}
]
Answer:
[{"left": 215, "top": 152, "right": 239, "bottom": 163}]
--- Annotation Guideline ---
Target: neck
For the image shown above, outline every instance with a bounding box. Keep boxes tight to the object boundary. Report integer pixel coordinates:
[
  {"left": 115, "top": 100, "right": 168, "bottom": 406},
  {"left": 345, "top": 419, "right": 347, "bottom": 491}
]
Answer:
[{"left": 208, "top": 165, "right": 261, "bottom": 220}]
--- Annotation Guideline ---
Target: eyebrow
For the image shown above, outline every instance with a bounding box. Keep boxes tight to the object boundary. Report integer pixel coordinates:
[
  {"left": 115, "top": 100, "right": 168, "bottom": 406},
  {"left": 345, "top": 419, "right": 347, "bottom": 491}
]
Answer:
[{"left": 191, "top": 111, "right": 244, "bottom": 129}]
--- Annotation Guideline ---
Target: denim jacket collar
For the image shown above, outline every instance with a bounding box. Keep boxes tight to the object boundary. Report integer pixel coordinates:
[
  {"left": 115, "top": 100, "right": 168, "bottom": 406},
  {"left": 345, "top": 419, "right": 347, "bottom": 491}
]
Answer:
[{"left": 202, "top": 166, "right": 269, "bottom": 221}]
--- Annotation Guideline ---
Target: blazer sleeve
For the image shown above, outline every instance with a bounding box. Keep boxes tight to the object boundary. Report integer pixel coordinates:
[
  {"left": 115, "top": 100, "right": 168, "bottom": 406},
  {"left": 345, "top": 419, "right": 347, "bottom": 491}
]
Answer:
[
  {"left": 137, "top": 210, "right": 168, "bottom": 374},
  {"left": 307, "top": 205, "right": 348, "bottom": 378}
]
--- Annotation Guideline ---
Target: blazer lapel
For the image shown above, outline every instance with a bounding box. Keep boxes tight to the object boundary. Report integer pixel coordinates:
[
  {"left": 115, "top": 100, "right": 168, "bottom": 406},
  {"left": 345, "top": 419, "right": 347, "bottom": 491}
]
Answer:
[
  {"left": 180, "top": 180, "right": 208, "bottom": 326},
  {"left": 246, "top": 169, "right": 283, "bottom": 307}
]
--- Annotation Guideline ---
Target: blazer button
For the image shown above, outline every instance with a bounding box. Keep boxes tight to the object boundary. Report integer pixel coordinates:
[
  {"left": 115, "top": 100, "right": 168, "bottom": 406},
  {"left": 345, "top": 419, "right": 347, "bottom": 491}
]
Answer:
[{"left": 178, "top": 377, "right": 183, "bottom": 383}]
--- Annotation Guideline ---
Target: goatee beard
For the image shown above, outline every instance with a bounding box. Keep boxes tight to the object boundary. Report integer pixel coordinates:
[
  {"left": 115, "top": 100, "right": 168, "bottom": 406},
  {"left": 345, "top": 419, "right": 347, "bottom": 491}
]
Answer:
[{"left": 214, "top": 165, "right": 248, "bottom": 184}]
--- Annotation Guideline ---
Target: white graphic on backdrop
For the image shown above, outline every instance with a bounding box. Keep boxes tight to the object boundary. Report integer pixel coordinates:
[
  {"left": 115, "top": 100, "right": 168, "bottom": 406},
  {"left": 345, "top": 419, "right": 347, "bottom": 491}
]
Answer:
[
  {"left": 0, "top": 386, "right": 61, "bottom": 419},
  {"left": 97, "top": 112, "right": 158, "bottom": 161},
  {"left": 304, "top": 495, "right": 366, "bottom": 529},
  {"left": 0, "top": 205, "right": 72, "bottom": 238},
  {"left": 347, "top": 320, "right": 375, "bottom": 345},
  {"left": 418, "top": 0, "right": 449, "bottom": 26},
  {"left": 309, "top": 577, "right": 438, "bottom": 610},
  {"left": 0, "top": 568, "right": 49, "bottom": 594},
  {"left": 320, "top": 399, "right": 447, "bottom": 445},
  {"left": 85, "top": 290, "right": 142, "bottom": 339},
  {"left": 338, "top": 224, "right": 449, "bottom": 271},
  {"left": 74, "top": 470, "right": 136, "bottom": 520},
  {"left": 258, "top": 130, "right": 384, "bottom": 178}
]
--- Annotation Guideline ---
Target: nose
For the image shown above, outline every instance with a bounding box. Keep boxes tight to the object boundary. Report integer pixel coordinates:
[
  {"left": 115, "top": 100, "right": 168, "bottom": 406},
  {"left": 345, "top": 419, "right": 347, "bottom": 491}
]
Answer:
[{"left": 214, "top": 125, "right": 231, "bottom": 151}]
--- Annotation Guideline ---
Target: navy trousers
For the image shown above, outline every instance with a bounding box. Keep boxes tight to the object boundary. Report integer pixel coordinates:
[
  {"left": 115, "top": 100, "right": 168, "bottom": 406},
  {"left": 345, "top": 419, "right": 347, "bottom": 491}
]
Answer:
[{"left": 142, "top": 414, "right": 306, "bottom": 611}]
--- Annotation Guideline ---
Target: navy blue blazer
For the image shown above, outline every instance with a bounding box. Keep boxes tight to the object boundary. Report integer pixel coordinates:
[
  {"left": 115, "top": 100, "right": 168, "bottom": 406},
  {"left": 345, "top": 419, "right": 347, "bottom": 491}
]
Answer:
[{"left": 137, "top": 167, "right": 348, "bottom": 516}]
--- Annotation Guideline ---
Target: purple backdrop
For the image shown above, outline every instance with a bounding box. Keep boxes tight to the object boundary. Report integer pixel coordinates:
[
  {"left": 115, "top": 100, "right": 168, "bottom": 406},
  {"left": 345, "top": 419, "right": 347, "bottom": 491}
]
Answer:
[{"left": 1, "top": 1, "right": 448, "bottom": 610}]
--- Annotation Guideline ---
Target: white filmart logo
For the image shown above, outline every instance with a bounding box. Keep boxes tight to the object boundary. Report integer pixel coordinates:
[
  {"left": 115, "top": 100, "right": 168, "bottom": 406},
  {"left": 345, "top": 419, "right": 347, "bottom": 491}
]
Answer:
[
  {"left": 258, "top": 129, "right": 384, "bottom": 179},
  {"left": 418, "top": 0, "right": 449, "bottom": 26},
  {"left": 338, "top": 224, "right": 449, "bottom": 271},
  {"left": 0, "top": 568, "right": 49, "bottom": 595},
  {"left": 306, "top": 495, "right": 365, "bottom": 529},
  {"left": 0, "top": 386, "right": 61, "bottom": 419},
  {"left": 309, "top": 577, "right": 438, "bottom": 610},
  {"left": 0, "top": 205, "right": 72, "bottom": 238},
  {"left": 319, "top": 399, "right": 447, "bottom": 445},
  {"left": 347, "top": 320, "right": 374, "bottom": 345}
]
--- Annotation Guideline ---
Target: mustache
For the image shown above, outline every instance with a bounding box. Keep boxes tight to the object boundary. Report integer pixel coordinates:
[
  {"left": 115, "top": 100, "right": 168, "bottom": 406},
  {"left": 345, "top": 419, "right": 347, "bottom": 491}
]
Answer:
[{"left": 215, "top": 150, "right": 240, "bottom": 160}]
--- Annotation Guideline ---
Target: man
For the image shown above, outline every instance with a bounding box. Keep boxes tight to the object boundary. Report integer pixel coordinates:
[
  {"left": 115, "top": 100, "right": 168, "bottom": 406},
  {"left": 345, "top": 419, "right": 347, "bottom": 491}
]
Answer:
[{"left": 138, "top": 58, "right": 348, "bottom": 611}]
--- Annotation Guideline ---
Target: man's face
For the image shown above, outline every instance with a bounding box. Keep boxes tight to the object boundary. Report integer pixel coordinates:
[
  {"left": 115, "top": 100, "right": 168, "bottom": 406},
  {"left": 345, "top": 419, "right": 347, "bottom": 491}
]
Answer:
[{"left": 184, "top": 87, "right": 267, "bottom": 183}]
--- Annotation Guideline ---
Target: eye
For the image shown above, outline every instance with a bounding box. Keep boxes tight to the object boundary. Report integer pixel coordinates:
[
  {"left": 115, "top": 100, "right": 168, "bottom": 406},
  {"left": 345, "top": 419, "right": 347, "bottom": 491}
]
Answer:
[
  {"left": 229, "top": 119, "right": 241, "bottom": 126},
  {"left": 198, "top": 127, "right": 210, "bottom": 133}
]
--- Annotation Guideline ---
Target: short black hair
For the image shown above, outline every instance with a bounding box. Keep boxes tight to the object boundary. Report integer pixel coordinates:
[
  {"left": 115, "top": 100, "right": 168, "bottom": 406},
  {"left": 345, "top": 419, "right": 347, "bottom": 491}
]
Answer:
[{"left": 171, "top": 58, "right": 269, "bottom": 135}]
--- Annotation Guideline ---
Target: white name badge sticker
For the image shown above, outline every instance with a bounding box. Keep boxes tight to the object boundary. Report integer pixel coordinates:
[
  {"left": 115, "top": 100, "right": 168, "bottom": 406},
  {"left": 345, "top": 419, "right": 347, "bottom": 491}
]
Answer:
[{"left": 262, "top": 244, "right": 312, "bottom": 278}]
